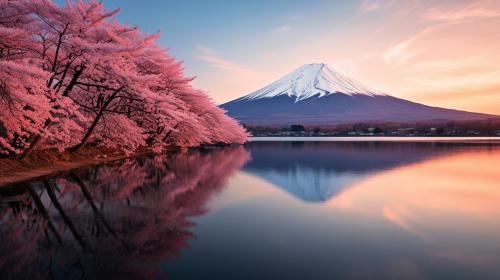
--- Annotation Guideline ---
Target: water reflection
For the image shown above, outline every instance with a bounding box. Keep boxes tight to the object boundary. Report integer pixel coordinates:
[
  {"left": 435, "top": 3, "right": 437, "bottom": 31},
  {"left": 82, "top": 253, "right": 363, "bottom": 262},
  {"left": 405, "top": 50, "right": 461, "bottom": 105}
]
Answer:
[
  {"left": 207, "top": 142, "right": 499, "bottom": 279},
  {"left": 244, "top": 142, "right": 470, "bottom": 202},
  {"left": 0, "top": 147, "right": 249, "bottom": 279},
  {"left": 330, "top": 148, "right": 500, "bottom": 269},
  {"left": 2, "top": 141, "right": 500, "bottom": 279}
]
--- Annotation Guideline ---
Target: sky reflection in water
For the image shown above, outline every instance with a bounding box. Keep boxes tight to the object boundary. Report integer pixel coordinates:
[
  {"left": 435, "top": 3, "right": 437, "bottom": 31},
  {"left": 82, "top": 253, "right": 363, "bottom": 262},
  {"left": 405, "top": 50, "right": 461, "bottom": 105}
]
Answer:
[{"left": 1, "top": 141, "right": 500, "bottom": 279}]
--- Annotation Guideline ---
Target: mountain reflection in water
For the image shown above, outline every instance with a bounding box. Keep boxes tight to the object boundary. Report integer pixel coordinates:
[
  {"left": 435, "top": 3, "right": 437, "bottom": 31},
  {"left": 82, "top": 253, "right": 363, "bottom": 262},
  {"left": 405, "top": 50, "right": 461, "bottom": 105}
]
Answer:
[
  {"left": 1, "top": 141, "right": 500, "bottom": 279},
  {"left": 244, "top": 141, "right": 464, "bottom": 202}
]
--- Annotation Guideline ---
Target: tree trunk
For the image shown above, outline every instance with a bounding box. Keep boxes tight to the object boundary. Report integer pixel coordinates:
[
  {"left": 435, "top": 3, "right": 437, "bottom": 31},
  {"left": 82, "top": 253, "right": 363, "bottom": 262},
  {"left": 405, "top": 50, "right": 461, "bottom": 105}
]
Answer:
[
  {"left": 70, "top": 87, "right": 123, "bottom": 152},
  {"left": 69, "top": 107, "right": 104, "bottom": 152},
  {"left": 146, "top": 126, "right": 164, "bottom": 145},
  {"left": 47, "top": 29, "right": 66, "bottom": 87},
  {"left": 19, "top": 119, "right": 52, "bottom": 160},
  {"left": 54, "top": 62, "right": 71, "bottom": 91},
  {"left": 162, "top": 124, "right": 178, "bottom": 142},
  {"left": 70, "top": 110, "right": 102, "bottom": 152},
  {"left": 62, "top": 65, "right": 84, "bottom": 97},
  {"left": 19, "top": 134, "right": 43, "bottom": 160}
]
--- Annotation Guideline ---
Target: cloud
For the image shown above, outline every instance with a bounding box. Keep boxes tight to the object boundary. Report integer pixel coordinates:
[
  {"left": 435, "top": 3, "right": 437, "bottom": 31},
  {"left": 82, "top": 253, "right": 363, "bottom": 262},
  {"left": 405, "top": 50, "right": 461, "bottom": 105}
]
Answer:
[
  {"left": 269, "top": 25, "right": 292, "bottom": 34},
  {"left": 401, "top": 56, "right": 500, "bottom": 92},
  {"left": 359, "top": 0, "right": 381, "bottom": 14},
  {"left": 196, "top": 45, "right": 254, "bottom": 73},
  {"left": 404, "top": 69, "right": 500, "bottom": 90},
  {"left": 383, "top": 40, "right": 420, "bottom": 66},
  {"left": 424, "top": 0, "right": 500, "bottom": 22},
  {"left": 383, "top": 25, "right": 443, "bottom": 66},
  {"left": 359, "top": 0, "right": 396, "bottom": 14},
  {"left": 409, "top": 56, "right": 498, "bottom": 74},
  {"left": 381, "top": 0, "right": 500, "bottom": 66}
]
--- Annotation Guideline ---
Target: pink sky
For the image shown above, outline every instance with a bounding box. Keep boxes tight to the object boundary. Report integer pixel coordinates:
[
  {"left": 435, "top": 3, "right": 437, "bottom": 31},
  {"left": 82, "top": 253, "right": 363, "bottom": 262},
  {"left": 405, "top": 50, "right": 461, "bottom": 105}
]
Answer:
[{"left": 188, "top": 0, "right": 500, "bottom": 115}]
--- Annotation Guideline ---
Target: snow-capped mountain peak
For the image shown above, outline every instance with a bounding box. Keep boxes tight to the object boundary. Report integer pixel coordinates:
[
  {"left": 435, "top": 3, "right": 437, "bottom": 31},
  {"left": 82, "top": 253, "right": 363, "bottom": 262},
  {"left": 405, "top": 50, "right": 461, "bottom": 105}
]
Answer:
[
  {"left": 241, "top": 63, "right": 386, "bottom": 102},
  {"left": 221, "top": 63, "right": 496, "bottom": 125}
]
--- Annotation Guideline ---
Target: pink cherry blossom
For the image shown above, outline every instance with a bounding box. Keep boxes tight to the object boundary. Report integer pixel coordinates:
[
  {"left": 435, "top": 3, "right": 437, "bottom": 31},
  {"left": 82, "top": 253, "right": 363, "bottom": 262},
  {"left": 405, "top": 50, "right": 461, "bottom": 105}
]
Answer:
[{"left": 0, "top": 0, "right": 248, "bottom": 156}]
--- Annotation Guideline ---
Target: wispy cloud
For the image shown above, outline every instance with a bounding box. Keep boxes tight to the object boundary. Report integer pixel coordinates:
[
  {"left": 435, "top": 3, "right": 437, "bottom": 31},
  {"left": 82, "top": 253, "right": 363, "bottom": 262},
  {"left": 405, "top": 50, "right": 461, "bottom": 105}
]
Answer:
[
  {"left": 402, "top": 55, "right": 500, "bottom": 92},
  {"left": 359, "top": 0, "right": 396, "bottom": 14},
  {"left": 383, "top": 25, "right": 441, "bottom": 66},
  {"left": 359, "top": 0, "right": 382, "bottom": 14},
  {"left": 384, "top": 1, "right": 500, "bottom": 66},
  {"left": 269, "top": 25, "right": 292, "bottom": 34},
  {"left": 196, "top": 45, "right": 254, "bottom": 73},
  {"left": 404, "top": 69, "right": 500, "bottom": 90},
  {"left": 410, "top": 56, "right": 498, "bottom": 74},
  {"left": 424, "top": 0, "right": 500, "bottom": 22}
]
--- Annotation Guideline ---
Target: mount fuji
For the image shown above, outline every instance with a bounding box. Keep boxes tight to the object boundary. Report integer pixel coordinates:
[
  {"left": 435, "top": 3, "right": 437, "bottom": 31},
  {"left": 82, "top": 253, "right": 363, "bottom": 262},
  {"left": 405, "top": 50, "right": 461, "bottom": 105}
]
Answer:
[{"left": 221, "top": 63, "right": 496, "bottom": 125}]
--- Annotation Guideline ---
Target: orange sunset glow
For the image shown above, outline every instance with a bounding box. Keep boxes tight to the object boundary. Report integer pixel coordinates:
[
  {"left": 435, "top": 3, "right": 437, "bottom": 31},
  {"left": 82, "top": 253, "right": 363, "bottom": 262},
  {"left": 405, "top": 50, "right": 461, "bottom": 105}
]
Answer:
[
  {"left": 187, "top": 0, "right": 500, "bottom": 115},
  {"left": 2, "top": 1, "right": 500, "bottom": 278},
  {"left": 331, "top": 147, "right": 500, "bottom": 234}
]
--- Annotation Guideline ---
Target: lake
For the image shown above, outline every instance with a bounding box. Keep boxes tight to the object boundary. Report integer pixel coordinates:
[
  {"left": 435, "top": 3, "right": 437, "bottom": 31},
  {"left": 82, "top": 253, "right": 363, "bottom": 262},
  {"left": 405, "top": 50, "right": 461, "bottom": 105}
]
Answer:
[{"left": 1, "top": 138, "right": 500, "bottom": 279}]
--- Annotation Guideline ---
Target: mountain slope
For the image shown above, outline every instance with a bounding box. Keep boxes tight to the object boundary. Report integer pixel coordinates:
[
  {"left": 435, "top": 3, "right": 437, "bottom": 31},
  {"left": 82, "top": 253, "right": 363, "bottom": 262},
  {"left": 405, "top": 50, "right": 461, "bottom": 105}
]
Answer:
[
  {"left": 242, "top": 63, "right": 384, "bottom": 101},
  {"left": 221, "top": 63, "right": 497, "bottom": 125}
]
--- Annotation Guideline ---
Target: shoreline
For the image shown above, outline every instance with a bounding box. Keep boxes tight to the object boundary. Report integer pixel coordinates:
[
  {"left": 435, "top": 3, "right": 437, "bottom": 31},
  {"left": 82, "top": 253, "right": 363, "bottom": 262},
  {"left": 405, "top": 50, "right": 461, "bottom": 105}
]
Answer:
[
  {"left": 0, "top": 144, "right": 243, "bottom": 187},
  {"left": 0, "top": 148, "right": 156, "bottom": 187},
  {"left": 3, "top": 137, "right": 499, "bottom": 186},
  {"left": 249, "top": 136, "right": 500, "bottom": 143}
]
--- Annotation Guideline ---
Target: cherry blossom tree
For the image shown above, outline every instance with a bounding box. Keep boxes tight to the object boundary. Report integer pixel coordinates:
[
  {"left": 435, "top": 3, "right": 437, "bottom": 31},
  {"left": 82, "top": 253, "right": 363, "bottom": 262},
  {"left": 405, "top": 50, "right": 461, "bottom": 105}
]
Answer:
[{"left": 0, "top": 0, "right": 248, "bottom": 157}]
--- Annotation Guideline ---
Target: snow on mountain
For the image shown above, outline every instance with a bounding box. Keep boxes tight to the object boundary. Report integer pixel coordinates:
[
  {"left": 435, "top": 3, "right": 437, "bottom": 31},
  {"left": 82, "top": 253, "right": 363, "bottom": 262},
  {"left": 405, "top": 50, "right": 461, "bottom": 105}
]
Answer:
[
  {"left": 221, "top": 63, "right": 497, "bottom": 125},
  {"left": 241, "top": 63, "right": 385, "bottom": 102}
]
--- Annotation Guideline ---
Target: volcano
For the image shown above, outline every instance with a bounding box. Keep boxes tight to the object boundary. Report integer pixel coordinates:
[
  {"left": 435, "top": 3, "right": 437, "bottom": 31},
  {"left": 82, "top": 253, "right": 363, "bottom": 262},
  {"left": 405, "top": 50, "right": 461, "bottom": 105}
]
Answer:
[{"left": 221, "top": 63, "right": 496, "bottom": 125}]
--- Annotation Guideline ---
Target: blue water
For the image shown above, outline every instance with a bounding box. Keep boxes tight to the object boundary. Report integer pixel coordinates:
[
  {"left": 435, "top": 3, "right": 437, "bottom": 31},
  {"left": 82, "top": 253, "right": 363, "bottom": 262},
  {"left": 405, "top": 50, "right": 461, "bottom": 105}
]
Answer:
[{"left": 1, "top": 140, "right": 500, "bottom": 279}]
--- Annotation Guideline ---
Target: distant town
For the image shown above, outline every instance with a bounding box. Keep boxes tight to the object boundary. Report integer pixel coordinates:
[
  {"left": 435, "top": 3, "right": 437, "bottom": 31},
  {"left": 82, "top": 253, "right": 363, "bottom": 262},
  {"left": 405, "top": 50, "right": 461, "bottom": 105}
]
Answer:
[{"left": 247, "top": 119, "right": 500, "bottom": 137}]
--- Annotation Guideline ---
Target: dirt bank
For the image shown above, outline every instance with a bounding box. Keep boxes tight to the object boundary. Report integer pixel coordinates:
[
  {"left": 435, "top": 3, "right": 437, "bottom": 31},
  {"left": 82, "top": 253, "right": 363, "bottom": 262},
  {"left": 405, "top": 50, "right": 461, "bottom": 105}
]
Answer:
[{"left": 0, "top": 147, "right": 155, "bottom": 186}]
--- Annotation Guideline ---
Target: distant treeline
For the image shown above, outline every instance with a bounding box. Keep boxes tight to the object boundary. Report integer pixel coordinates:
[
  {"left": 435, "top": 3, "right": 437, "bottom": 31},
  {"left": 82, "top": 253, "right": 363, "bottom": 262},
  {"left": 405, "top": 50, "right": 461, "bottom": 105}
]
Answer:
[{"left": 246, "top": 118, "right": 500, "bottom": 136}]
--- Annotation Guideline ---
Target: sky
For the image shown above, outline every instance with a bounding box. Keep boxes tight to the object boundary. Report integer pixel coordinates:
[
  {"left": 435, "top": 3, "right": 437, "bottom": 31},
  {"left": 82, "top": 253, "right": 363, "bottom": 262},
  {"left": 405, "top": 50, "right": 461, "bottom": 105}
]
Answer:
[{"left": 69, "top": 0, "right": 500, "bottom": 114}]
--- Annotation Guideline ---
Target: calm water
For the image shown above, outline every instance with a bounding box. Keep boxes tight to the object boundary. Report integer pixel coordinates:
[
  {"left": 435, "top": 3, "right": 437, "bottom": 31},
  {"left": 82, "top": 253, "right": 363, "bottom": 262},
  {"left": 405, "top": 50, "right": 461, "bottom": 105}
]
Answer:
[{"left": 1, "top": 139, "right": 500, "bottom": 279}]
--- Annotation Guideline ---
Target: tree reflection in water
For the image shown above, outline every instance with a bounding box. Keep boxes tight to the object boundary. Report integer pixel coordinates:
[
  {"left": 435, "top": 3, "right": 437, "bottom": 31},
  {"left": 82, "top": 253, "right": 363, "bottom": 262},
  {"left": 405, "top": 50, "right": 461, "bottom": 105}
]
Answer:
[{"left": 0, "top": 147, "right": 249, "bottom": 279}]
